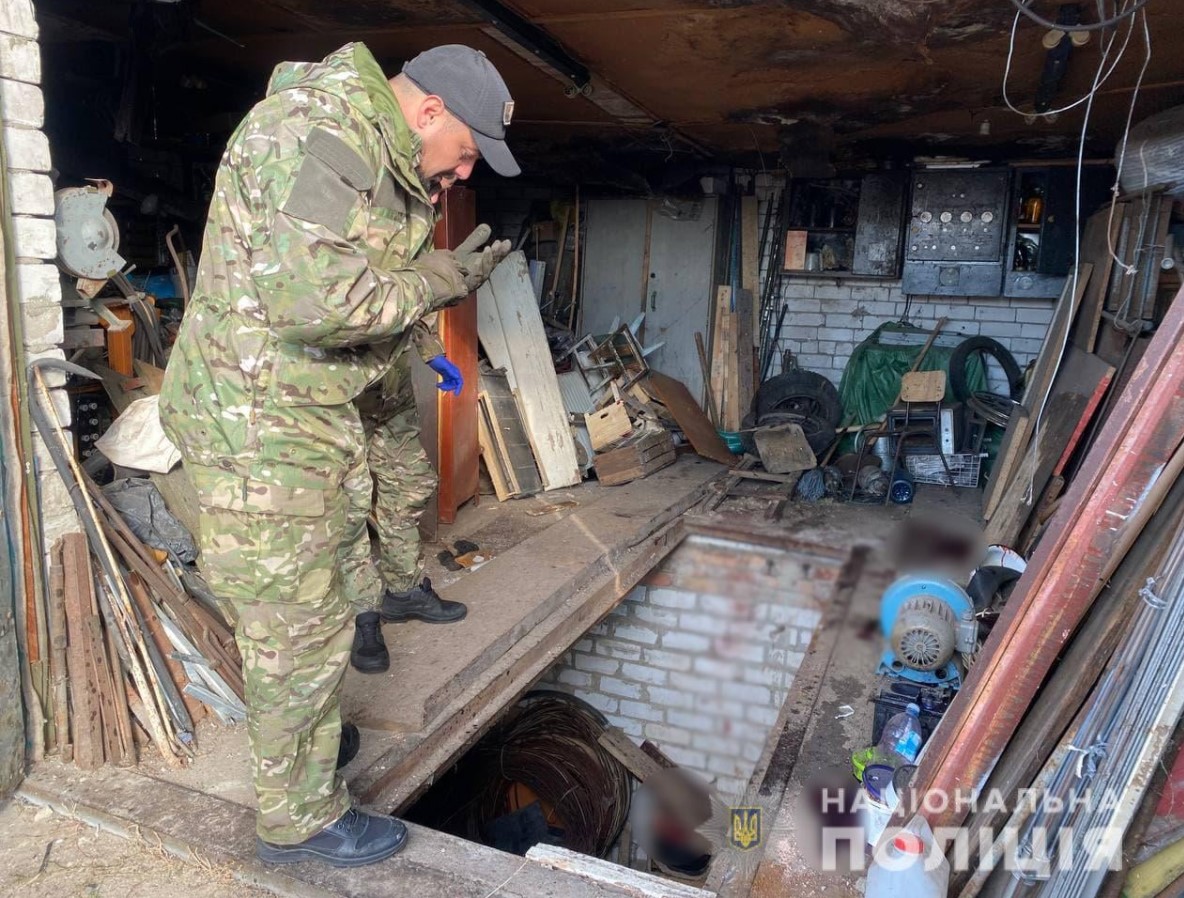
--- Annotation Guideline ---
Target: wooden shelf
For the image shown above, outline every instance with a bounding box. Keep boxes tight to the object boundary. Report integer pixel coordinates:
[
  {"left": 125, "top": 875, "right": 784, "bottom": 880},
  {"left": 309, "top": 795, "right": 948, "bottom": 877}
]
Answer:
[{"left": 1016, "top": 223, "right": 1042, "bottom": 232}]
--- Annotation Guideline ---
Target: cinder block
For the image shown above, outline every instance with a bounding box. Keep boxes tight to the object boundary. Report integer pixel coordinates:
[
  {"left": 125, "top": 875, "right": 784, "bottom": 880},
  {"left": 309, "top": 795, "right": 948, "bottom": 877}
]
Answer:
[
  {"left": 599, "top": 676, "right": 644, "bottom": 700},
  {"left": 693, "top": 656, "right": 740, "bottom": 680},
  {"left": 974, "top": 305, "right": 1018, "bottom": 323},
  {"left": 619, "top": 700, "right": 664, "bottom": 723},
  {"left": 618, "top": 719, "right": 644, "bottom": 739},
  {"left": 580, "top": 692, "right": 620, "bottom": 715},
  {"left": 979, "top": 322, "right": 1026, "bottom": 338},
  {"left": 0, "top": 2, "right": 37, "bottom": 40},
  {"left": 596, "top": 638, "right": 644, "bottom": 662},
  {"left": 0, "top": 79, "right": 43, "bottom": 126},
  {"left": 557, "top": 669, "right": 593, "bottom": 688},
  {"left": 737, "top": 683, "right": 773, "bottom": 705},
  {"left": 678, "top": 612, "right": 720, "bottom": 635},
  {"left": 3, "top": 125, "right": 49, "bottom": 171},
  {"left": 712, "top": 640, "right": 766, "bottom": 665},
  {"left": 814, "top": 285, "right": 853, "bottom": 301},
  {"left": 692, "top": 732, "right": 743, "bottom": 756},
  {"left": 0, "top": 34, "right": 40, "bottom": 83},
  {"left": 645, "top": 587, "right": 697, "bottom": 610},
  {"left": 1015, "top": 308, "right": 1054, "bottom": 325},
  {"left": 12, "top": 214, "right": 55, "bottom": 259},
  {"left": 619, "top": 662, "right": 667, "bottom": 686},
  {"left": 666, "top": 710, "right": 716, "bottom": 733},
  {"left": 817, "top": 326, "right": 855, "bottom": 342},
  {"left": 642, "top": 648, "right": 693, "bottom": 672},
  {"left": 573, "top": 653, "right": 619, "bottom": 675},
  {"left": 850, "top": 285, "right": 891, "bottom": 301},
  {"left": 662, "top": 746, "right": 708, "bottom": 771},
  {"left": 633, "top": 605, "right": 680, "bottom": 628},
  {"left": 646, "top": 686, "right": 696, "bottom": 711},
  {"left": 7, "top": 170, "right": 52, "bottom": 215},
  {"left": 746, "top": 703, "right": 782, "bottom": 727},
  {"left": 644, "top": 723, "right": 692, "bottom": 747},
  {"left": 613, "top": 624, "right": 659, "bottom": 646},
  {"left": 662, "top": 630, "right": 711, "bottom": 653},
  {"left": 21, "top": 298, "right": 63, "bottom": 350},
  {"left": 670, "top": 671, "right": 719, "bottom": 696},
  {"left": 784, "top": 312, "right": 823, "bottom": 327}
]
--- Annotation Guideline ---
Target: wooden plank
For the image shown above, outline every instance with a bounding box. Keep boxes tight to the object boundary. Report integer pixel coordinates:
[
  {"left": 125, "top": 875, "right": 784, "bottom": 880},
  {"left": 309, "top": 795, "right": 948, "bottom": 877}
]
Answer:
[
  {"left": 478, "top": 252, "right": 580, "bottom": 490},
  {"left": 585, "top": 401, "right": 633, "bottom": 451},
  {"left": 47, "top": 549, "right": 71, "bottom": 759},
  {"left": 742, "top": 196, "right": 761, "bottom": 347},
  {"left": 347, "top": 459, "right": 721, "bottom": 802},
  {"left": 643, "top": 370, "right": 736, "bottom": 466},
  {"left": 694, "top": 331, "right": 719, "bottom": 427},
  {"left": 478, "top": 371, "right": 543, "bottom": 497},
  {"left": 598, "top": 727, "right": 664, "bottom": 782},
  {"left": 710, "top": 288, "right": 728, "bottom": 427},
  {"left": 477, "top": 395, "right": 515, "bottom": 501},
  {"left": 1052, "top": 361, "right": 1114, "bottom": 477},
  {"left": 753, "top": 423, "right": 815, "bottom": 474},
  {"left": 783, "top": 229, "right": 808, "bottom": 271},
  {"left": 19, "top": 763, "right": 690, "bottom": 898},
  {"left": 725, "top": 300, "right": 741, "bottom": 431},
  {"left": 1070, "top": 206, "right": 1124, "bottom": 353},
  {"left": 528, "top": 845, "right": 716, "bottom": 898},
  {"left": 982, "top": 265, "right": 1091, "bottom": 519},
  {"left": 597, "top": 450, "right": 676, "bottom": 486},
  {"left": 59, "top": 534, "right": 102, "bottom": 769},
  {"left": 984, "top": 349, "right": 1114, "bottom": 547},
  {"left": 733, "top": 287, "right": 756, "bottom": 422}
]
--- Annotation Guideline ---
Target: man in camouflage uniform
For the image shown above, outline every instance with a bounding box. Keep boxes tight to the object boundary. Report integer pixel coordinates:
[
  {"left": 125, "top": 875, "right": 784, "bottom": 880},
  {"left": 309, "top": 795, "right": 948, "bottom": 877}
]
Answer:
[{"left": 159, "top": 43, "right": 517, "bottom": 867}]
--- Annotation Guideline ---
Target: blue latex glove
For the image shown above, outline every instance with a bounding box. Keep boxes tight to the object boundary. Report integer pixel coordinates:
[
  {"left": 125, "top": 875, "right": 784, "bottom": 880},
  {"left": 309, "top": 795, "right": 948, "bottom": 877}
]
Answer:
[{"left": 427, "top": 355, "right": 463, "bottom": 396}]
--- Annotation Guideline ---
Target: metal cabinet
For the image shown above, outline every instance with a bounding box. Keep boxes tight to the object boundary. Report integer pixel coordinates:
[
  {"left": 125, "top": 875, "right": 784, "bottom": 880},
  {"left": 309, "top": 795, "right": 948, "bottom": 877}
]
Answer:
[{"left": 902, "top": 169, "right": 1010, "bottom": 296}]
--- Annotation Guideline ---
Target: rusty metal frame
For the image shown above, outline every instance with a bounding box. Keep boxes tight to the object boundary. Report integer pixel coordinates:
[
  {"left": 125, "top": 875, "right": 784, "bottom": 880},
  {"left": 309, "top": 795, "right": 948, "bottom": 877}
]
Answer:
[{"left": 903, "top": 284, "right": 1184, "bottom": 832}]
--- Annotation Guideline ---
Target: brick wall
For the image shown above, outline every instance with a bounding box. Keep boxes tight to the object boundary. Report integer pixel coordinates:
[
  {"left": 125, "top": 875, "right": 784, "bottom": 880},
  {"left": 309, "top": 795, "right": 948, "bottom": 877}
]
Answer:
[
  {"left": 1, "top": 3, "right": 79, "bottom": 549},
  {"left": 538, "top": 536, "right": 842, "bottom": 800},
  {"left": 754, "top": 173, "right": 1055, "bottom": 392}
]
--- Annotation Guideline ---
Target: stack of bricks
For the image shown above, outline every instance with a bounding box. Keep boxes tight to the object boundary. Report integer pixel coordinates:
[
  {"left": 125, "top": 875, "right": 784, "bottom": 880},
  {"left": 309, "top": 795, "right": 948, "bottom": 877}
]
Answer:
[
  {"left": 752, "top": 172, "right": 1055, "bottom": 392},
  {"left": 1, "top": 3, "right": 80, "bottom": 551},
  {"left": 538, "top": 536, "right": 842, "bottom": 801}
]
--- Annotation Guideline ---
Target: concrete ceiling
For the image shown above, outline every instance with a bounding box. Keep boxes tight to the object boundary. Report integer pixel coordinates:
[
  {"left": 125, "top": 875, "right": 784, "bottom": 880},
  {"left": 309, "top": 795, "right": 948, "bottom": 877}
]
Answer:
[{"left": 34, "top": 0, "right": 1184, "bottom": 176}]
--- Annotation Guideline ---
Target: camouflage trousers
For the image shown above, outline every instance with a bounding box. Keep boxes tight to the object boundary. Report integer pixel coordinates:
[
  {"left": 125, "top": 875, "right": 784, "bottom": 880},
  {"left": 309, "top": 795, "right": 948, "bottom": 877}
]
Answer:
[
  {"left": 343, "top": 366, "right": 438, "bottom": 610},
  {"left": 192, "top": 461, "right": 373, "bottom": 844}
]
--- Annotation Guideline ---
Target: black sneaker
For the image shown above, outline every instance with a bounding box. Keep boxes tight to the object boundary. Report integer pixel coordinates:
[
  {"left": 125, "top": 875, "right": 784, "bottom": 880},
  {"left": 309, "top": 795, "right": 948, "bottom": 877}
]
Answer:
[
  {"left": 256, "top": 808, "right": 408, "bottom": 867},
  {"left": 380, "top": 577, "right": 467, "bottom": 624},
  {"left": 337, "top": 723, "right": 360, "bottom": 770},
  {"left": 350, "top": 611, "right": 389, "bottom": 673}
]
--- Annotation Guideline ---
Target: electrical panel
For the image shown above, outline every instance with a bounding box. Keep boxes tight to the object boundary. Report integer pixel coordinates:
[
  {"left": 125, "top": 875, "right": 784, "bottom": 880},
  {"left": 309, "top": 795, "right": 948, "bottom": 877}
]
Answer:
[{"left": 902, "top": 169, "right": 1010, "bottom": 296}]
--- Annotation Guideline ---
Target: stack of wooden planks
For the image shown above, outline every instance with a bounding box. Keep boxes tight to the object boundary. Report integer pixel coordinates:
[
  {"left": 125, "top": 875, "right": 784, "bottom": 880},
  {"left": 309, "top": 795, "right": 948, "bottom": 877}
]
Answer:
[
  {"left": 477, "top": 251, "right": 581, "bottom": 492},
  {"left": 709, "top": 286, "right": 755, "bottom": 432},
  {"left": 984, "top": 193, "right": 1181, "bottom": 551}
]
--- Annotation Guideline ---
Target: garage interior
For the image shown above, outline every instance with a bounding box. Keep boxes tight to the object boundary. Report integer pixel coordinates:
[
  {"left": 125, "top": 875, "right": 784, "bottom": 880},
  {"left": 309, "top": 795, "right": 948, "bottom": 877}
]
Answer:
[{"left": 3, "top": 1, "right": 1184, "bottom": 897}]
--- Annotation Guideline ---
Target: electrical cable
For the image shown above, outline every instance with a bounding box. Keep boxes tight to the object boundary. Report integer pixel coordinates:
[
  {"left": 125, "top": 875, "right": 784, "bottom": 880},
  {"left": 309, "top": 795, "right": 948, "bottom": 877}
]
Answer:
[
  {"left": 1021, "top": 4, "right": 1149, "bottom": 504},
  {"left": 1008, "top": 0, "right": 1152, "bottom": 32},
  {"left": 1001, "top": 3, "right": 1137, "bottom": 118},
  {"left": 1105, "top": 6, "right": 1154, "bottom": 308}
]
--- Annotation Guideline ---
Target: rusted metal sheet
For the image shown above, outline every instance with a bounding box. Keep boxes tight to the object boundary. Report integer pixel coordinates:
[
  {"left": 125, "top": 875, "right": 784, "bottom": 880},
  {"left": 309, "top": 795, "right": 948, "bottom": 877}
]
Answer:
[{"left": 903, "top": 284, "right": 1184, "bottom": 833}]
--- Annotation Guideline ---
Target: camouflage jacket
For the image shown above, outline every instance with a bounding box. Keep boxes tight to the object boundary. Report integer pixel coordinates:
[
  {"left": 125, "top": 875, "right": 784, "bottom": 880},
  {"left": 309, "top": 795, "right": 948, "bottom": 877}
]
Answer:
[{"left": 159, "top": 43, "right": 442, "bottom": 491}]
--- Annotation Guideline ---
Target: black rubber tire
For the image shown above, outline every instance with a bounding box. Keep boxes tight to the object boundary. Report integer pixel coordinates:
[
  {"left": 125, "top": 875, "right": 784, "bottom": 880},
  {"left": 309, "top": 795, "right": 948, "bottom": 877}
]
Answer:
[
  {"left": 753, "top": 370, "right": 843, "bottom": 426},
  {"left": 949, "top": 336, "right": 1023, "bottom": 402}
]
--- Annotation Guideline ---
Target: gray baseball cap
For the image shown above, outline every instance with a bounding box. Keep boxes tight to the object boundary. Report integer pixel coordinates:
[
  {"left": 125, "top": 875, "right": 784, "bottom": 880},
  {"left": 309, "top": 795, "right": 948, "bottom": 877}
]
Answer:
[{"left": 403, "top": 45, "right": 520, "bottom": 177}]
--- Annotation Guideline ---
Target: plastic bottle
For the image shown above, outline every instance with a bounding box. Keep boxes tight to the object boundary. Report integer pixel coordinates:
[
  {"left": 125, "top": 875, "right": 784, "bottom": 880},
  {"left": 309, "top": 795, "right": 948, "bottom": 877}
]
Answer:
[
  {"left": 867, "top": 815, "right": 949, "bottom": 898},
  {"left": 876, "top": 703, "right": 924, "bottom": 764}
]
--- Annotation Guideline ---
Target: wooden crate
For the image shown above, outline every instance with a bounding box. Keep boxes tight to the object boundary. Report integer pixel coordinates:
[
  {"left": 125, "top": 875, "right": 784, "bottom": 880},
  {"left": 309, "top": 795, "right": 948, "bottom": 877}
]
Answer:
[{"left": 594, "top": 430, "right": 676, "bottom": 486}]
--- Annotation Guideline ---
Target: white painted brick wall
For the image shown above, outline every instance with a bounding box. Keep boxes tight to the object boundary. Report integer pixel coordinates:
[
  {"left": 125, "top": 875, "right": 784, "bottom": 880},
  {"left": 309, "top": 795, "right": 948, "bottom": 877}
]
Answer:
[
  {"left": 1, "top": 3, "right": 79, "bottom": 550},
  {"left": 538, "top": 537, "right": 835, "bottom": 801}
]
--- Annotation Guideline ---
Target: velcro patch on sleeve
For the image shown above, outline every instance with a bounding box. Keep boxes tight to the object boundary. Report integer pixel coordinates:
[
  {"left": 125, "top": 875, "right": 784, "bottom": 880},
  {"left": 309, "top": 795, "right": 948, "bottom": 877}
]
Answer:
[{"left": 306, "top": 126, "right": 375, "bottom": 191}]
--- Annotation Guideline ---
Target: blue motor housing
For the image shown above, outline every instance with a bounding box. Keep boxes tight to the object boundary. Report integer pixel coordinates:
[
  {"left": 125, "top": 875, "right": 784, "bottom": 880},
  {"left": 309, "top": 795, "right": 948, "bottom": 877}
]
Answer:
[{"left": 878, "top": 574, "right": 975, "bottom": 689}]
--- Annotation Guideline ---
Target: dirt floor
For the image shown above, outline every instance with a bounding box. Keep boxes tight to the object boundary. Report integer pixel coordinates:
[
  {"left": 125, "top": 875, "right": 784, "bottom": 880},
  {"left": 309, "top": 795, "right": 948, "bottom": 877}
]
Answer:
[{"left": 0, "top": 797, "right": 270, "bottom": 898}]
